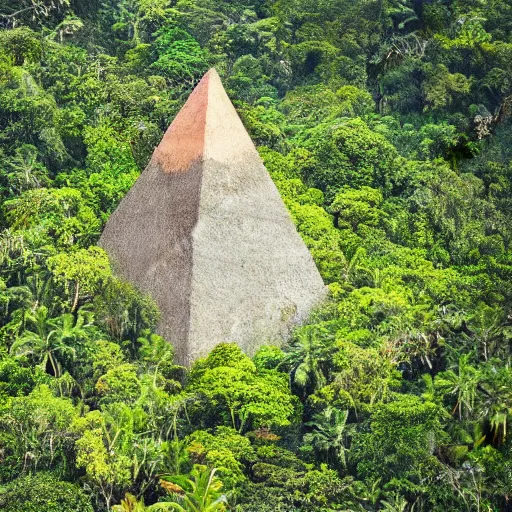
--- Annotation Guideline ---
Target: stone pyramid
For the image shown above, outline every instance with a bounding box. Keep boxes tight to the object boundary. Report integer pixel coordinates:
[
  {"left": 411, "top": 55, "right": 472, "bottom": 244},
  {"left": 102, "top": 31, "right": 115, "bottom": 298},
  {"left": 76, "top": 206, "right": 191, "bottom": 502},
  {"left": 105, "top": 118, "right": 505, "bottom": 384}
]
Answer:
[{"left": 100, "top": 68, "right": 326, "bottom": 365}]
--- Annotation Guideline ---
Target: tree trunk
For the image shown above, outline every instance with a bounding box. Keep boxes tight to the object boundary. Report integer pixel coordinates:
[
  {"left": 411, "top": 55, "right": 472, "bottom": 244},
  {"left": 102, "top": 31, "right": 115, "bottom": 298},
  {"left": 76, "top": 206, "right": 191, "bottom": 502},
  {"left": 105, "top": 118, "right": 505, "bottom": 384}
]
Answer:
[{"left": 71, "top": 281, "right": 80, "bottom": 312}]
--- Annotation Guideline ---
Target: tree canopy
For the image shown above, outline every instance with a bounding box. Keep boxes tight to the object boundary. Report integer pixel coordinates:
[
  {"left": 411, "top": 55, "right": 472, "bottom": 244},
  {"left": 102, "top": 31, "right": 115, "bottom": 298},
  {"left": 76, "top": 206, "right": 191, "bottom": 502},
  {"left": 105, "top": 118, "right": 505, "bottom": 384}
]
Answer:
[{"left": 1, "top": 0, "right": 512, "bottom": 510}]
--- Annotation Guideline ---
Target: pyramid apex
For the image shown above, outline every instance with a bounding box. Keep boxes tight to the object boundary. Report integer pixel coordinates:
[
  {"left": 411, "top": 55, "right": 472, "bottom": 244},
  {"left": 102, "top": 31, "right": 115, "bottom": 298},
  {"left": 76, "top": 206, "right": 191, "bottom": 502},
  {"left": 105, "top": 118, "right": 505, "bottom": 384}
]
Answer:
[
  {"left": 205, "top": 67, "right": 219, "bottom": 77},
  {"left": 152, "top": 70, "right": 211, "bottom": 173},
  {"left": 192, "top": 68, "right": 220, "bottom": 91},
  {"left": 151, "top": 67, "right": 241, "bottom": 174}
]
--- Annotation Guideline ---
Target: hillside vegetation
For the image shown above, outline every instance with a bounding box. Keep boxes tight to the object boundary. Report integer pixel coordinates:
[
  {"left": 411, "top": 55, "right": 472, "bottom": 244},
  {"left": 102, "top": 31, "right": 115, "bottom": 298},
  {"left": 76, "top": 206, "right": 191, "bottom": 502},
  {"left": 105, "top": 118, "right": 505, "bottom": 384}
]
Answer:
[{"left": 0, "top": 0, "right": 512, "bottom": 510}]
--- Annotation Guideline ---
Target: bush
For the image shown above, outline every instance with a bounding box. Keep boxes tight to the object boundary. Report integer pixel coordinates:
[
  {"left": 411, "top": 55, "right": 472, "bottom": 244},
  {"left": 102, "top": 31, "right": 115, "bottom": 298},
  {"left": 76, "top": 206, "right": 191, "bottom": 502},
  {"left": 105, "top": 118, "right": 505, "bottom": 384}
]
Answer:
[{"left": 0, "top": 472, "right": 93, "bottom": 512}]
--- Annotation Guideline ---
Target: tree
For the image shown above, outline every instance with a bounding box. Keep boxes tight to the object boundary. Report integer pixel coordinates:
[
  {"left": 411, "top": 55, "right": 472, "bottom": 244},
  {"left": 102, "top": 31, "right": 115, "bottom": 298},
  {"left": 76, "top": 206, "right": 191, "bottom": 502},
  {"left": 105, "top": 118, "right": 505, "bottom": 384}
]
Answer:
[
  {"left": 138, "top": 331, "right": 179, "bottom": 387},
  {"left": 281, "top": 325, "right": 336, "bottom": 397},
  {"left": 477, "top": 363, "right": 512, "bottom": 445},
  {"left": 0, "top": 356, "right": 44, "bottom": 398},
  {"left": 2, "top": 0, "right": 512, "bottom": 509},
  {"left": 330, "top": 341, "right": 402, "bottom": 411},
  {"left": 0, "top": 144, "right": 50, "bottom": 195},
  {"left": 286, "top": 199, "right": 347, "bottom": 283},
  {"left": 189, "top": 344, "right": 297, "bottom": 432},
  {"left": 113, "top": 493, "right": 167, "bottom": 511},
  {"left": 0, "top": 385, "right": 78, "bottom": 476},
  {"left": 303, "top": 118, "right": 401, "bottom": 200},
  {"left": 465, "top": 303, "right": 511, "bottom": 362},
  {"left": 93, "top": 277, "right": 159, "bottom": 348},
  {"left": 303, "top": 406, "right": 351, "bottom": 467},
  {"left": 10, "top": 306, "right": 92, "bottom": 377},
  {"left": 4, "top": 188, "right": 100, "bottom": 248},
  {"left": 330, "top": 186, "right": 384, "bottom": 232},
  {"left": 279, "top": 85, "right": 343, "bottom": 127},
  {"left": 95, "top": 363, "right": 142, "bottom": 406},
  {"left": 0, "top": 1, "right": 71, "bottom": 29},
  {"left": 351, "top": 395, "right": 443, "bottom": 484},
  {"left": 185, "top": 427, "right": 255, "bottom": 490},
  {"left": 422, "top": 64, "right": 471, "bottom": 111},
  {"left": 113, "top": 494, "right": 154, "bottom": 511},
  {"left": 0, "top": 26, "right": 42, "bottom": 63},
  {"left": 47, "top": 247, "right": 111, "bottom": 311},
  {"left": 159, "top": 465, "right": 229, "bottom": 512},
  {"left": 336, "top": 85, "right": 374, "bottom": 116},
  {"left": 151, "top": 27, "right": 208, "bottom": 88},
  {"left": 435, "top": 354, "right": 480, "bottom": 420},
  {"left": 72, "top": 410, "right": 133, "bottom": 510}
]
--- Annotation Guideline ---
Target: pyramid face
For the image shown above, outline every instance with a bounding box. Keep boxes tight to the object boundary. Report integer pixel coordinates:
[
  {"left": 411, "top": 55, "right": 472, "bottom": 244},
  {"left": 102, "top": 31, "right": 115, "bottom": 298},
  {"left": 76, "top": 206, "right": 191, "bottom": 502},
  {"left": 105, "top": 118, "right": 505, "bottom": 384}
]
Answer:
[{"left": 100, "top": 69, "right": 326, "bottom": 365}]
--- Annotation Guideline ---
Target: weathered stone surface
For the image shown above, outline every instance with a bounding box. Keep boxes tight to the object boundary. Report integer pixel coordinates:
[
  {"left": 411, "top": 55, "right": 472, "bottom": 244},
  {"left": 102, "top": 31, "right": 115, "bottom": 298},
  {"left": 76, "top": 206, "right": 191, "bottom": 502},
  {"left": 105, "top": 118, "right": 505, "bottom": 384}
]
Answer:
[{"left": 100, "top": 68, "right": 326, "bottom": 365}]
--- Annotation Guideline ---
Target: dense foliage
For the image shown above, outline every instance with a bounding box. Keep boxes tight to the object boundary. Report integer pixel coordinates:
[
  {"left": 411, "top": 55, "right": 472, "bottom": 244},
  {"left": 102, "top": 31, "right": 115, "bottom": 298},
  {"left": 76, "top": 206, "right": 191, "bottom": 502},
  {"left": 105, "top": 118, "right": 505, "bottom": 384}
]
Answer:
[{"left": 0, "top": 0, "right": 511, "bottom": 510}]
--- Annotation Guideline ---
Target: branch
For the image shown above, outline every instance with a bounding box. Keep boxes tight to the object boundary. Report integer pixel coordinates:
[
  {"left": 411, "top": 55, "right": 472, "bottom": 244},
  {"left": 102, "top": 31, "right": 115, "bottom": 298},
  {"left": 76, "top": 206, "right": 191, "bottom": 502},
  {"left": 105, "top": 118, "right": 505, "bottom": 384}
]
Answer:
[{"left": 0, "top": 6, "right": 36, "bottom": 20}]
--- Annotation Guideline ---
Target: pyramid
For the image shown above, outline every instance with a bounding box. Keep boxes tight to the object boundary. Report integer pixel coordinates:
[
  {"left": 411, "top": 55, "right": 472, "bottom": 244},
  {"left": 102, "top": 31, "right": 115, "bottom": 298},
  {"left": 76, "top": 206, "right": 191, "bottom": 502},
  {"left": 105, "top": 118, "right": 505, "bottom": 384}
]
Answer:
[{"left": 99, "top": 69, "right": 326, "bottom": 365}]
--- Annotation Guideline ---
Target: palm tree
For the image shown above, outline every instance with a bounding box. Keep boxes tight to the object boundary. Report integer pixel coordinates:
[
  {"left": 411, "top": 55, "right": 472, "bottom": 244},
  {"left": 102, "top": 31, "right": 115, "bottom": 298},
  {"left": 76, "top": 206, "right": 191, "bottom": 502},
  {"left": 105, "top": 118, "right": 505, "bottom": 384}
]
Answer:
[
  {"left": 0, "top": 229, "right": 28, "bottom": 268},
  {"left": 466, "top": 304, "right": 511, "bottom": 362},
  {"left": 113, "top": 493, "right": 152, "bottom": 511},
  {"left": 382, "top": 307, "right": 437, "bottom": 370},
  {"left": 380, "top": 493, "right": 412, "bottom": 512},
  {"left": 158, "top": 465, "right": 229, "bottom": 511},
  {"left": 477, "top": 364, "right": 512, "bottom": 445},
  {"left": 280, "top": 325, "right": 335, "bottom": 397},
  {"left": 343, "top": 246, "right": 367, "bottom": 284},
  {"left": 160, "top": 438, "right": 190, "bottom": 477},
  {"left": 304, "top": 406, "right": 351, "bottom": 468},
  {"left": 22, "top": 271, "right": 53, "bottom": 311},
  {"left": 113, "top": 466, "right": 228, "bottom": 512},
  {"left": 1, "top": 271, "right": 53, "bottom": 340},
  {"left": 113, "top": 493, "right": 170, "bottom": 511},
  {"left": 10, "top": 306, "right": 92, "bottom": 377},
  {"left": 138, "top": 332, "right": 175, "bottom": 386},
  {"left": 435, "top": 354, "right": 480, "bottom": 420},
  {"left": 2, "top": 144, "right": 49, "bottom": 194}
]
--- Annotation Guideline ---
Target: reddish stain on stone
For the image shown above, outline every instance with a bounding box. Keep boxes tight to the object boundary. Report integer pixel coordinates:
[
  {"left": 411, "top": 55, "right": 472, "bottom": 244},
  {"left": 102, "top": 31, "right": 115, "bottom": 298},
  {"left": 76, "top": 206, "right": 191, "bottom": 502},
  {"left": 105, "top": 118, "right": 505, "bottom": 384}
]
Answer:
[{"left": 152, "top": 71, "right": 210, "bottom": 173}]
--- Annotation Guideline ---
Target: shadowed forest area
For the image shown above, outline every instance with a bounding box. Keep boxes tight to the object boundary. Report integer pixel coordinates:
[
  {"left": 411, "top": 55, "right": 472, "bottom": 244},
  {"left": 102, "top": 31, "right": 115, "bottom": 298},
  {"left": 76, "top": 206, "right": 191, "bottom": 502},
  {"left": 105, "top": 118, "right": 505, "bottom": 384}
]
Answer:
[{"left": 0, "top": 0, "right": 512, "bottom": 510}]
